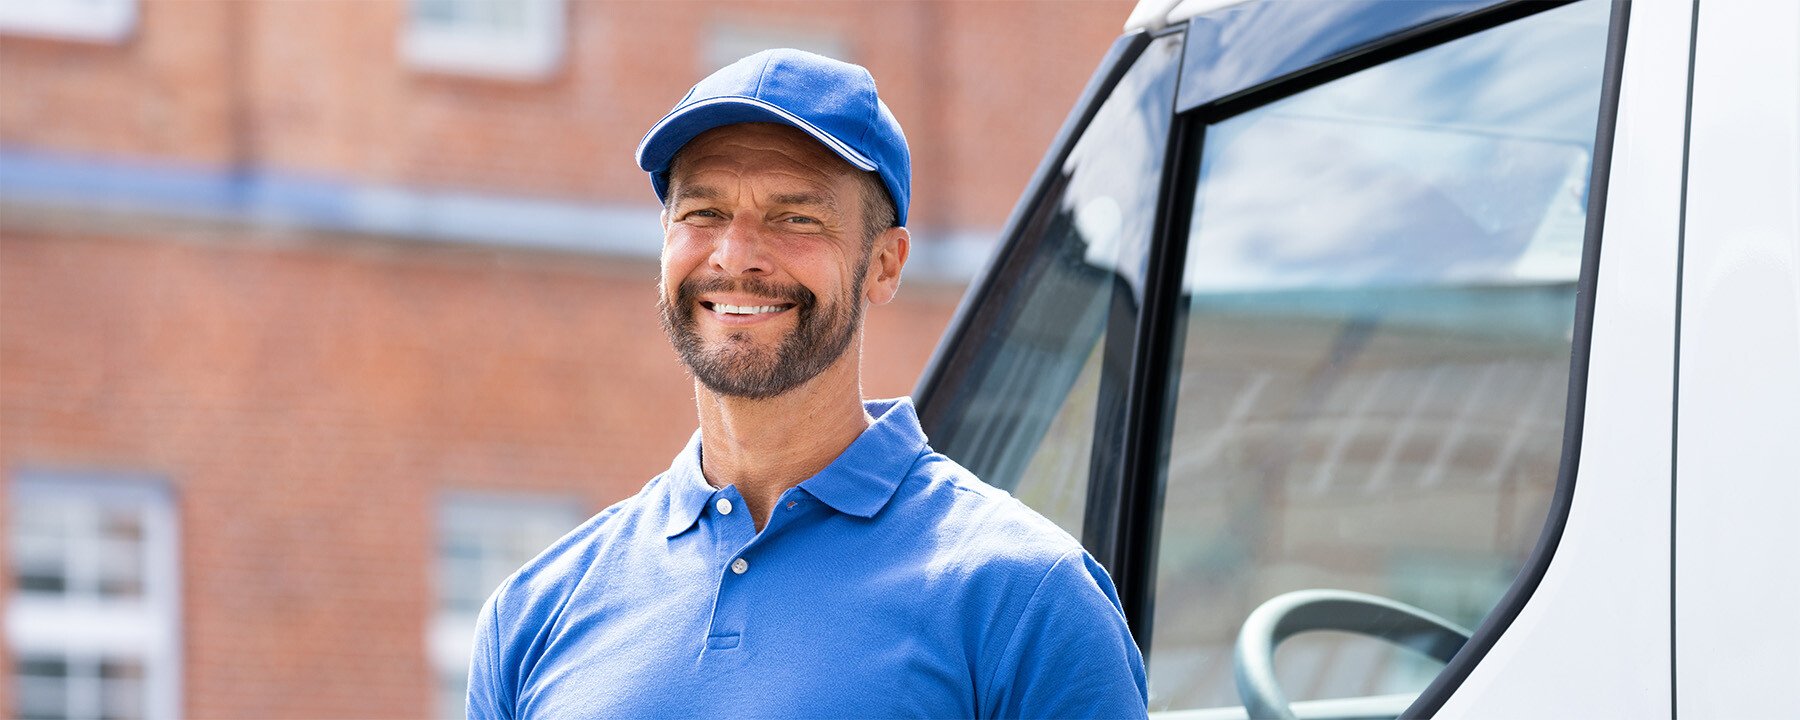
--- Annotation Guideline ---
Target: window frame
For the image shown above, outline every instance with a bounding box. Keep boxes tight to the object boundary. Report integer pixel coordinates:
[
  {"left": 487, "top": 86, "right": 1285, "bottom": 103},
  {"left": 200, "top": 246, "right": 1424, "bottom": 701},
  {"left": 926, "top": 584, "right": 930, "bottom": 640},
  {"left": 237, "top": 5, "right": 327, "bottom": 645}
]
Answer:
[
  {"left": 429, "top": 490, "right": 584, "bottom": 720},
  {"left": 701, "top": 21, "right": 849, "bottom": 74},
  {"left": 400, "top": 0, "right": 567, "bottom": 80},
  {"left": 7, "top": 469, "right": 181, "bottom": 720},
  {"left": 0, "top": 0, "right": 137, "bottom": 43}
]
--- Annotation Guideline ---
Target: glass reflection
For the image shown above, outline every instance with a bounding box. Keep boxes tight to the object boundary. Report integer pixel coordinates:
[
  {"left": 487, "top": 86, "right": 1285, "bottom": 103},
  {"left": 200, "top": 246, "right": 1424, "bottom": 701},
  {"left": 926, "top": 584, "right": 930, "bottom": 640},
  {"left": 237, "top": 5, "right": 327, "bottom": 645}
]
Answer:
[{"left": 1148, "top": 0, "right": 1608, "bottom": 713}]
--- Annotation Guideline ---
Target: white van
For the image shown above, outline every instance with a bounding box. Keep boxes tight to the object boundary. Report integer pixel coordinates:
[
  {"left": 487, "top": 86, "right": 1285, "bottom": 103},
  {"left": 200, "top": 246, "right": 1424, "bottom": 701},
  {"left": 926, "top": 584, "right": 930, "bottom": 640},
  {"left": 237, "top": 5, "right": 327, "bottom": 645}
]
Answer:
[{"left": 912, "top": 1, "right": 1799, "bottom": 717}]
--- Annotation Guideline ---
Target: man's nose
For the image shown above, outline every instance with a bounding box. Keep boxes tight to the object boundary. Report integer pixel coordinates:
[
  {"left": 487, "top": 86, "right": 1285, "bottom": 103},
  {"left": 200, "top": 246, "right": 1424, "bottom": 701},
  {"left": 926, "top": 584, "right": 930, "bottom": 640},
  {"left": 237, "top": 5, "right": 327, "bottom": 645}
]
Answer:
[{"left": 709, "top": 214, "right": 770, "bottom": 276}]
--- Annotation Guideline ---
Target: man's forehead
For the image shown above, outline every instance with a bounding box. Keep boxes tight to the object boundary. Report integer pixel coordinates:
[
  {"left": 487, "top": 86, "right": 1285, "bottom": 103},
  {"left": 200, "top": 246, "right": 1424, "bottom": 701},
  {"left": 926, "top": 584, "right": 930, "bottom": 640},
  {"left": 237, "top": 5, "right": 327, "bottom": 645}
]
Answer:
[
  {"left": 668, "top": 124, "right": 860, "bottom": 200},
  {"left": 676, "top": 124, "right": 856, "bottom": 174}
]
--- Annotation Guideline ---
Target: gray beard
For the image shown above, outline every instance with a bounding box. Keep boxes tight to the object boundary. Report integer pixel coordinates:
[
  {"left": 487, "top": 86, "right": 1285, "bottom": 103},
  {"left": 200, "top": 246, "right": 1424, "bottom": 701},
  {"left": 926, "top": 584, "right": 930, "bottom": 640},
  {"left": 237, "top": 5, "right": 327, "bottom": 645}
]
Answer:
[{"left": 659, "top": 272, "right": 865, "bottom": 400}]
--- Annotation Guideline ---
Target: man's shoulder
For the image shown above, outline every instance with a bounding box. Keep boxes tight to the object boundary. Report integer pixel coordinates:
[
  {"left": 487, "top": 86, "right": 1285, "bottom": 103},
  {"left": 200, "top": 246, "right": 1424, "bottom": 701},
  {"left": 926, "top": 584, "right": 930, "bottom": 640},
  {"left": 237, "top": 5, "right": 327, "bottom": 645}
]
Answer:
[
  {"left": 895, "top": 451, "right": 1087, "bottom": 572},
  {"left": 906, "top": 458, "right": 1145, "bottom": 718},
  {"left": 488, "top": 474, "right": 670, "bottom": 610}
]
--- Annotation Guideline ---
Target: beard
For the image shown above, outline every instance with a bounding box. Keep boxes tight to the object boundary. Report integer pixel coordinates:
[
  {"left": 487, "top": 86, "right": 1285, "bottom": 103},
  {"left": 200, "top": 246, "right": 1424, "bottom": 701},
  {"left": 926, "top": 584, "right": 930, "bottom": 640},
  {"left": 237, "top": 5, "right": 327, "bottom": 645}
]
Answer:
[{"left": 659, "top": 270, "right": 865, "bottom": 400}]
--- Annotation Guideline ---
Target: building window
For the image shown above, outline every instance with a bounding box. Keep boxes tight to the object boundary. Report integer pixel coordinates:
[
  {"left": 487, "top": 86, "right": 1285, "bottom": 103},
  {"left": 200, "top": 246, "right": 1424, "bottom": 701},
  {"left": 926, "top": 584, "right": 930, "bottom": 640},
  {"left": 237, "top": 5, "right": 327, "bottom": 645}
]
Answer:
[
  {"left": 704, "top": 22, "right": 849, "bottom": 72},
  {"left": 430, "top": 492, "right": 582, "bottom": 719},
  {"left": 0, "top": 0, "right": 136, "bottom": 43},
  {"left": 8, "top": 471, "right": 179, "bottom": 720},
  {"left": 401, "top": 0, "right": 566, "bottom": 79}
]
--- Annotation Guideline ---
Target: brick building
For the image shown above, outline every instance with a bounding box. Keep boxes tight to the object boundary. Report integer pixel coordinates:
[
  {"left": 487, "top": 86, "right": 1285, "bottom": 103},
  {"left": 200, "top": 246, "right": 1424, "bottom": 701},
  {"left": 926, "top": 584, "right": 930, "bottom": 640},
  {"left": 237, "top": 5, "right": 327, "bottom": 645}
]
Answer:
[{"left": 0, "top": 1, "right": 1130, "bottom": 718}]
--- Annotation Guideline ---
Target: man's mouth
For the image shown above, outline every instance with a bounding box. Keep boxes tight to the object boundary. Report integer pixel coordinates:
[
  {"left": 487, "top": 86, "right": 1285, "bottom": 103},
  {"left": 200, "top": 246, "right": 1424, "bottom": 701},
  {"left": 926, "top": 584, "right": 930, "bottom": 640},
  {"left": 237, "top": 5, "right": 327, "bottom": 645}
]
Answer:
[{"left": 701, "top": 301, "right": 794, "bottom": 315}]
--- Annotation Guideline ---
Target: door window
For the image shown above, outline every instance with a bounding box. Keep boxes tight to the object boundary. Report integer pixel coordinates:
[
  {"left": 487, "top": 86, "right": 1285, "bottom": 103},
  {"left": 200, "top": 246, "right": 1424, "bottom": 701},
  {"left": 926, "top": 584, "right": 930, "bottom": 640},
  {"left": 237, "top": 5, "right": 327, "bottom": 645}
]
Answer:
[{"left": 1146, "top": 0, "right": 1610, "bottom": 713}]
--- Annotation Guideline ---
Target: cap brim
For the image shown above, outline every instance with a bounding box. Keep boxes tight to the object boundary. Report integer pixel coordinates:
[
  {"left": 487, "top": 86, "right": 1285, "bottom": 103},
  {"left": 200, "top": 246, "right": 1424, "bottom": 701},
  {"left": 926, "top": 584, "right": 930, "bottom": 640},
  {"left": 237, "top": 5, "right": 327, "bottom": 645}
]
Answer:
[{"left": 636, "top": 96, "right": 879, "bottom": 182}]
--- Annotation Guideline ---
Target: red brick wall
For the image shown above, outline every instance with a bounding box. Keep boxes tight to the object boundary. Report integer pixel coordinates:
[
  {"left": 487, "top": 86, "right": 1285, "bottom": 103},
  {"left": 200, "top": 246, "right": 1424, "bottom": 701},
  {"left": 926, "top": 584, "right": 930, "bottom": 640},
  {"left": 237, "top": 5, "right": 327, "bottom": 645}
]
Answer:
[
  {"left": 0, "top": 0, "right": 1131, "bottom": 229},
  {"left": 0, "top": 212, "right": 963, "bottom": 717},
  {"left": 0, "top": 0, "right": 238, "bottom": 163}
]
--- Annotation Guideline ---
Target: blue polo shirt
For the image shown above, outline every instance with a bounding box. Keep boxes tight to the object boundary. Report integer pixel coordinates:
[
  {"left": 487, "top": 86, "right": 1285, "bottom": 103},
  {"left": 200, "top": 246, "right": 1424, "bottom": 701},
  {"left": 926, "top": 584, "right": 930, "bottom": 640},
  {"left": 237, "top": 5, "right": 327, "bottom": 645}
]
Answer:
[{"left": 467, "top": 398, "right": 1148, "bottom": 719}]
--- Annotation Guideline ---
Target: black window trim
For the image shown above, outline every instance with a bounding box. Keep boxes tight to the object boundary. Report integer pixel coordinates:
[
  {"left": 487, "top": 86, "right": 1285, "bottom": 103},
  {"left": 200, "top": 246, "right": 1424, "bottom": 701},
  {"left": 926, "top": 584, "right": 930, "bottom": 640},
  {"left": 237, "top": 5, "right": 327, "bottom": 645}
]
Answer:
[
  {"left": 1182, "top": 0, "right": 1583, "bottom": 123},
  {"left": 1176, "top": 0, "right": 1513, "bottom": 114}
]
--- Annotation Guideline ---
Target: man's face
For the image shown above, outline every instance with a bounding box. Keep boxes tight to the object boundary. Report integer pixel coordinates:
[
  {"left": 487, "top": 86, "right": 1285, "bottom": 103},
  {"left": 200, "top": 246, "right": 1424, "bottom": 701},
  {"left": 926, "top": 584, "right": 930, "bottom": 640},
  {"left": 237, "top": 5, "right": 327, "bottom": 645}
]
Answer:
[{"left": 657, "top": 123, "right": 876, "bottom": 400}]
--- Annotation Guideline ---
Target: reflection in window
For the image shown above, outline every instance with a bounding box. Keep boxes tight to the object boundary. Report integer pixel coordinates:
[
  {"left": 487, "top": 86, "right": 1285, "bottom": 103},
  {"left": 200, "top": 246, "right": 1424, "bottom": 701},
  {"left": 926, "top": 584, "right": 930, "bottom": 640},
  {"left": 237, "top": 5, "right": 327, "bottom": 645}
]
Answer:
[
  {"left": 431, "top": 492, "right": 582, "bottom": 719},
  {"left": 1147, "top": 0, "right": 1609, "bottom": 713},
  {"left": 8, "top": 471, "right": 178, "bottom": 720},
  {"left": 923, "top": 34, "right": 1182, "bottom": 538}
]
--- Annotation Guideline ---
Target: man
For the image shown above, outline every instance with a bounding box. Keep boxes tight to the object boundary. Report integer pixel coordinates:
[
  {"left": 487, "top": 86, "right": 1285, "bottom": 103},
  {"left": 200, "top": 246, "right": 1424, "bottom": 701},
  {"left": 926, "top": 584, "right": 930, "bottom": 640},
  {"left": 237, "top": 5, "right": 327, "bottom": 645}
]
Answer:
[{"left": 467, "top": 49, "right": 1148, "bottom": 719}]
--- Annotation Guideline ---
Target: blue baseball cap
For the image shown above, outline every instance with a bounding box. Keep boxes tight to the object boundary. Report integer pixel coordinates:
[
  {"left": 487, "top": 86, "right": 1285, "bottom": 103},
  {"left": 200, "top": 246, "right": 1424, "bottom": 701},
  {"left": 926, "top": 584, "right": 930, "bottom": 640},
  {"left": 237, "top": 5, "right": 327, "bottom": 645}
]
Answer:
[{"left": 636, "top": 49, "right": 911, "bottom": 227}]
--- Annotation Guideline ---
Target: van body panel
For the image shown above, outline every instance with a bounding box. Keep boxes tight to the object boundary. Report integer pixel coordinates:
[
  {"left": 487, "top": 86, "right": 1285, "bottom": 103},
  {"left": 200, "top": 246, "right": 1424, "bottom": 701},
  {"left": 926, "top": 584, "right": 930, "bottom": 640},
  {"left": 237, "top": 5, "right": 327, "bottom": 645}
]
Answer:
[{"left": 1674, "top": 0, "right": 1800, "bottom": 714}]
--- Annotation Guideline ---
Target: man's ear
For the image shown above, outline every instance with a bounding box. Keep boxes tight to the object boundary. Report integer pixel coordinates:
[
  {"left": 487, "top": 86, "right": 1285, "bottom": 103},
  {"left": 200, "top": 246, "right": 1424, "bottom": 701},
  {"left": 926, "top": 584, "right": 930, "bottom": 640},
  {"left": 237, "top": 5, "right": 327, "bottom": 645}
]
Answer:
[{"left": 865, "top": 226, "right": 910, "bottom": 306}]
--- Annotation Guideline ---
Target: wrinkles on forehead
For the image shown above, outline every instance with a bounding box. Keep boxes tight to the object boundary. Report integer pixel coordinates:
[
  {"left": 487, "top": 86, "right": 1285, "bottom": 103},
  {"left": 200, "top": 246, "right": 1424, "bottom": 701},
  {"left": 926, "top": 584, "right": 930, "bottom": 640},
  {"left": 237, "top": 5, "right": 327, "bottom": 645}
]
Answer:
[{"left": 669, "top": 124, "right": 851, "bottom": 189}]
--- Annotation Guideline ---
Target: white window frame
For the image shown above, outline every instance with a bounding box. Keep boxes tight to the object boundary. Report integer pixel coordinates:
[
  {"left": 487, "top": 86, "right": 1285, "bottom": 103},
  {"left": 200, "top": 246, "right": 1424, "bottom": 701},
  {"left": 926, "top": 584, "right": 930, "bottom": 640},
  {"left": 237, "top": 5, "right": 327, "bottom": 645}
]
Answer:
[
  {"left": 430, "top": 491, "right": 582, "bottom": 720},
  {"left": 401, "top": 0, "right": 566, "bottom": 80},
  {"left": 703, "top": 21, "right": 850, "bottom": 72},
  {"left": 8, "top": 470, "right": 180, "bottom": 720},
  {"left": 0, "top": 0, "right": 137, "bottom": 43}
]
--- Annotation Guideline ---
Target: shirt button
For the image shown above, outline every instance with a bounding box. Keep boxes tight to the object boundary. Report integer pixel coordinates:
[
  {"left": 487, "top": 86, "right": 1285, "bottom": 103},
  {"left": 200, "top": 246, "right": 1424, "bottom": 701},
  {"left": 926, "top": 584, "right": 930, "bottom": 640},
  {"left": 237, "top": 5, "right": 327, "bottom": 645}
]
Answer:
[
  {"left": 731, "top": 557, "right": 749, "bottom": 575},
  {"left": 716, "top": 498, "right": 733, "bottom": 515}
]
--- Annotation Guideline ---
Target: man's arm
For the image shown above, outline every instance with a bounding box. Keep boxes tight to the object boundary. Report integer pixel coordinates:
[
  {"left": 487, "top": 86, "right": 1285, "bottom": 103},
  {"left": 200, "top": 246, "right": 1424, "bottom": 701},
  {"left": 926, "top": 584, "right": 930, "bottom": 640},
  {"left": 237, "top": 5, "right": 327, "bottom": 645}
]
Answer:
[
  {"left": 466, "top": 590, "right": 515, "bottom": 720},
  {"left": 983, "top": 549, "right": 1150, "bottom": 719}
]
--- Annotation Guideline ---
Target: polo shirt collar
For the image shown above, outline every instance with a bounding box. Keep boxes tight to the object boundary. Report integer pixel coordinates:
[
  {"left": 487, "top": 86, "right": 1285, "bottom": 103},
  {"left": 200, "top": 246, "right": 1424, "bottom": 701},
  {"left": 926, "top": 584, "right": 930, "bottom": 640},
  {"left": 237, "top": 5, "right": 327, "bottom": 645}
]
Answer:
[
  {"left": 659, "top": 397, "right": 930, "bottom": 537},
  {"left": 662, "top": 431, "right": 715, "bottom": 538},
  {"left": 797, "top": 397, "right": 929, "bottom": 519}
]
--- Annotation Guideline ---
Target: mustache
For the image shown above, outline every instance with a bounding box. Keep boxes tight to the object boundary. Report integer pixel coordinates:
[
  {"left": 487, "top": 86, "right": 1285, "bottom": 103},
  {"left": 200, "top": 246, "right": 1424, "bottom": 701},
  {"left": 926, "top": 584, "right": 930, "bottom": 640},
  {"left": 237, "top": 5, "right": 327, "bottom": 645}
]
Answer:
[{"left": 676, "top": 276, "right": 816, "bottom": 309}]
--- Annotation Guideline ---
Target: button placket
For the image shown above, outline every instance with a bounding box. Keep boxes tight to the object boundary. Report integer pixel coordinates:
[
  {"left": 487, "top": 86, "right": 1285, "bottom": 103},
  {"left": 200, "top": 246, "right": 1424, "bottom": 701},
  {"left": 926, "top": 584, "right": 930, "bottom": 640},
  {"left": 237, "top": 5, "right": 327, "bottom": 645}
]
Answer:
[{"left": 704, "top": 485, "right": 756, "bottom": 654}]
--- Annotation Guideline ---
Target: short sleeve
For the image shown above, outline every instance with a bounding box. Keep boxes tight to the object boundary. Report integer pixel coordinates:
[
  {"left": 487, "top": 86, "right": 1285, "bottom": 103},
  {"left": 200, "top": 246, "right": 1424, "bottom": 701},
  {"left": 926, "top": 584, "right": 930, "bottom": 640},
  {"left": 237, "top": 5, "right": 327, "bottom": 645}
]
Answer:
[
  {"left": 466, "top": 588, "right": 515, "bottom": 720},
  {"left": 984, "top": 549, "right": 1150, "bottom": 719}
]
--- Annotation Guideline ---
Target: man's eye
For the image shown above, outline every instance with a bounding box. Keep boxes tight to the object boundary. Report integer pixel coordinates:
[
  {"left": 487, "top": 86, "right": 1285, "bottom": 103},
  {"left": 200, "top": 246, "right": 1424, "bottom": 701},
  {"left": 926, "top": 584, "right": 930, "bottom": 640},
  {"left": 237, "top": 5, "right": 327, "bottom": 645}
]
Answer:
[
  {"left": 784, "top": 216, "right": 819, "bottom": 225},
  {"left": 688, "top": 209, "right": 721, "bottom": 219}
]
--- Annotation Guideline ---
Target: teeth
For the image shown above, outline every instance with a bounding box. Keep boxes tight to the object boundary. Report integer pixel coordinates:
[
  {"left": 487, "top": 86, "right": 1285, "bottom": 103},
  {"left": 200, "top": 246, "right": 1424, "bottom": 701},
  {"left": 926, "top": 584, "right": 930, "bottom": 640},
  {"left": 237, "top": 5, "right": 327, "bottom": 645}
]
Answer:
[{"left": 716, "top": 303, "right": 784, "bottom": 315}]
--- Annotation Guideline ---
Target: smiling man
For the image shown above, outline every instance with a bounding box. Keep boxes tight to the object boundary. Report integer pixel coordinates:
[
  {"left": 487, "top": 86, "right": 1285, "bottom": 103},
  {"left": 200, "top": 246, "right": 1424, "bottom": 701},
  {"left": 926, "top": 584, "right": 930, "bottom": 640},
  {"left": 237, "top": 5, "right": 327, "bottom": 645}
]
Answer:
[{"left": 466, "top": 49, "right": 1148, "bottom": 719}]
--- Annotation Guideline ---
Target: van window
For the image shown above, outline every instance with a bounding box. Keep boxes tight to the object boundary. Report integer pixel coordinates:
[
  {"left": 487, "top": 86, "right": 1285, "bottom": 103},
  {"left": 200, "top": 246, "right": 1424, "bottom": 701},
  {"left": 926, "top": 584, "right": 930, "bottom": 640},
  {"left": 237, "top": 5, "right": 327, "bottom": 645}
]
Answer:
[
  {"left": 1145, "top": 0, "right": 1610, "bottom": 713},
  {"left": 926, "top": 34, "right": 1180, "bottom": 536}
]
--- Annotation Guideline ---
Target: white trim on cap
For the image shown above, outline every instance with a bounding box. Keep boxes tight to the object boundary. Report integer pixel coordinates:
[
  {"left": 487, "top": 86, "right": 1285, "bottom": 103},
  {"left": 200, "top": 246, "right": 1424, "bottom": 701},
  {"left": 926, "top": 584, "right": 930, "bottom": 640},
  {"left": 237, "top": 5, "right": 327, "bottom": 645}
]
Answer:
[{"left": 636, "top": 95, "right": 879, "bottom": 172}]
